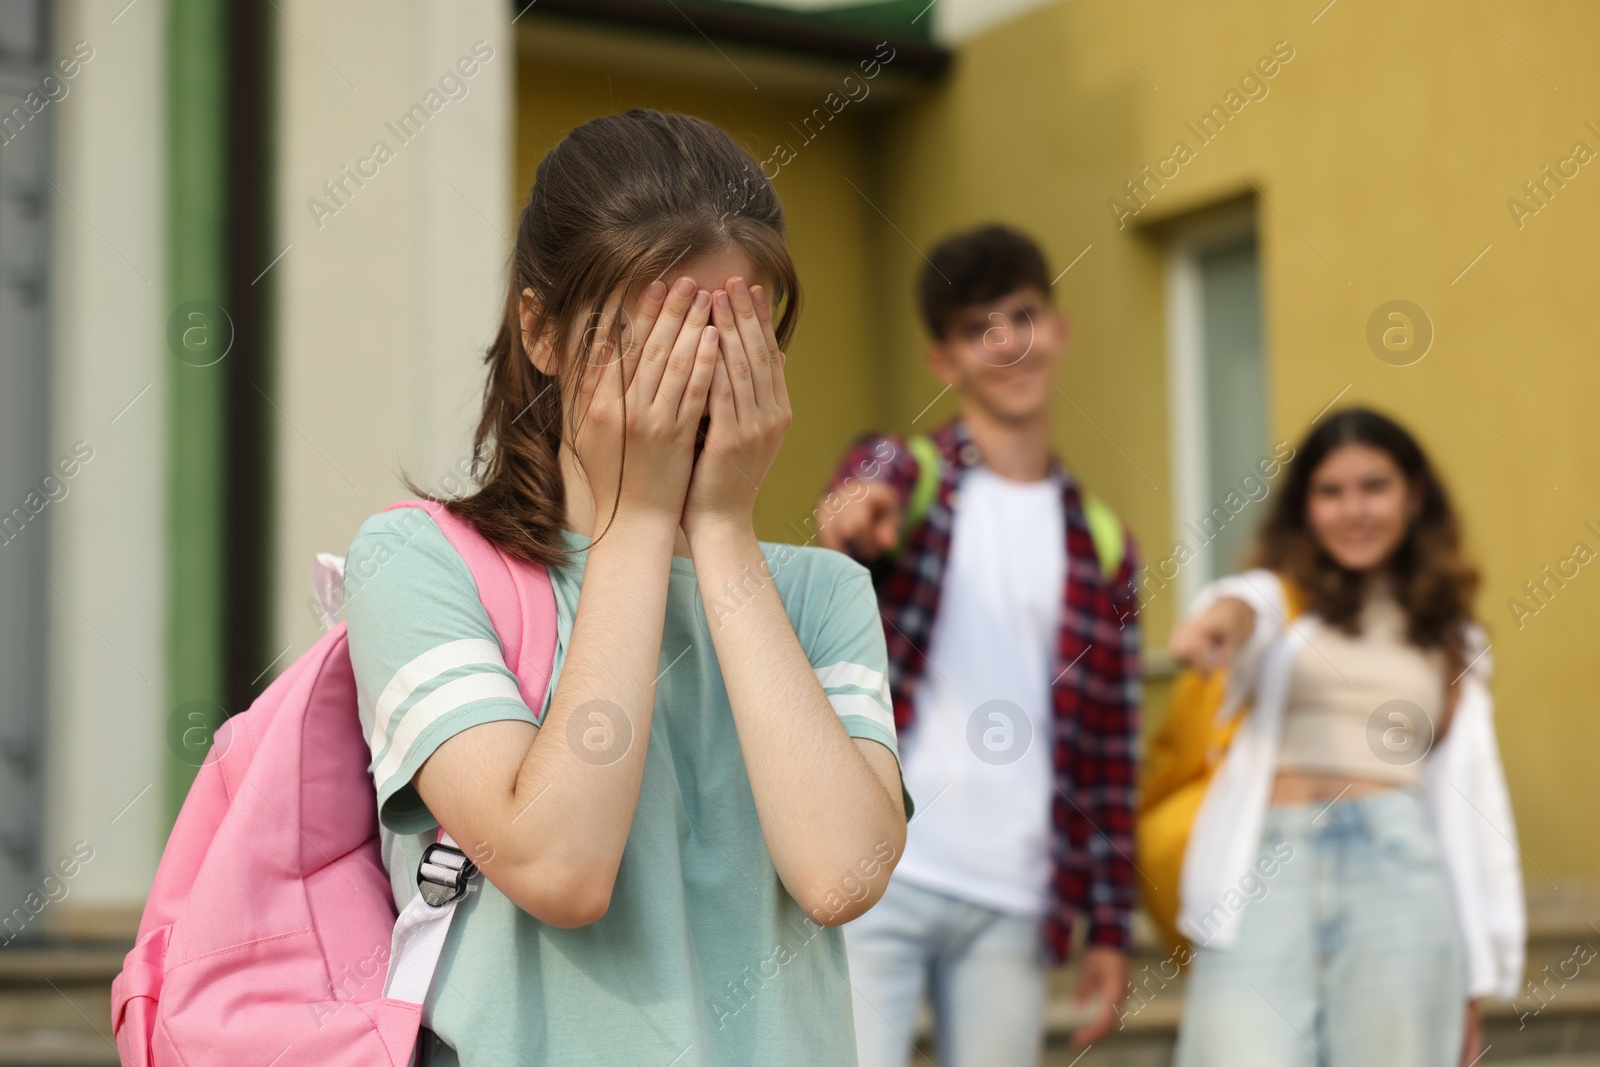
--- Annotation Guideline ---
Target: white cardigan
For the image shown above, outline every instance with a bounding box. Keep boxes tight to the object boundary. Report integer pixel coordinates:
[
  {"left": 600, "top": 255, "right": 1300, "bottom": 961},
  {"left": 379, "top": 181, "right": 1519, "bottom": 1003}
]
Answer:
[{"left": 1177, "top": 569, "right": 1527, "bottom": 1000}]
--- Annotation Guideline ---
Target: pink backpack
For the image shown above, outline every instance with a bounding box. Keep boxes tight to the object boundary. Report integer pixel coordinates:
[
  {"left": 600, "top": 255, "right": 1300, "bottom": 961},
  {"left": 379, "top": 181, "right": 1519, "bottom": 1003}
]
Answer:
[{"left": 111, "top": 500, "right": 559, "bottom": 1066}]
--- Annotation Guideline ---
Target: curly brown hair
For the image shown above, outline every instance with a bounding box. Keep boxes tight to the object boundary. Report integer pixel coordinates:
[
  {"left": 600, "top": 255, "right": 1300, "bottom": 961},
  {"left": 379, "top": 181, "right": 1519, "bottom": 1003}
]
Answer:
[
  {"left": 406, "top": 109, "right": 801, "bottom": 567},
  {"left": 1247, "top": 407, "right": 1481, "bottom": 730}
]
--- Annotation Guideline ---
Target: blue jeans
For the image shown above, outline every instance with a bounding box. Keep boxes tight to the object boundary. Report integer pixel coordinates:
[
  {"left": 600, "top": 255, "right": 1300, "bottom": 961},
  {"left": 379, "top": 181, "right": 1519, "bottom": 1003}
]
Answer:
[
  {"left": 844, "top": 877, "right": 1048, "bottom": 1067},
  {"left": 1175, "top": 787, "right": 1466, "bottom": 1067}
]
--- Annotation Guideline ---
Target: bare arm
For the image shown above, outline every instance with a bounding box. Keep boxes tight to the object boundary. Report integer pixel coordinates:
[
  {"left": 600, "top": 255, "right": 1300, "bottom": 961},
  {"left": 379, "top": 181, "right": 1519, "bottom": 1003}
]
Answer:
[
  {"left": 690, "top": 521, "right": 907, "bottom": 925},
  {"left": 412, "top": 516, "right": 678, "bottom": 927},
  {"left": 681, "top": 276, "right": 906, "bottom": 924}
]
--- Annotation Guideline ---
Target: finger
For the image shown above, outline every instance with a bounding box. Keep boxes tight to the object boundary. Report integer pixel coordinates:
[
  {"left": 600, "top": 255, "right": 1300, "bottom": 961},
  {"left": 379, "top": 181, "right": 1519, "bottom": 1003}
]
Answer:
[
  {"left": 620, "top": 279, "right": 669, "bottom": 389},
  {"left": 678, "top": 324, "right": 719, "bottom": 425},
  {"left": 570, "top": 377, "right": 620, "bottom": 490},
  {"left": 573, "top": 315, "right": 618, "bottom": 431},
  {"left": 816, "top": 513, "right": 842, "bottom": 551},
  {"left": 652, "top": 288, "right": 713, "bottom": 407},
  {"left": 710, "top": 288, "right": 756, "bottom": 420},
  {"left": 1071, "top": 962, "right": 1111, "bottom": 1017},
  {"left": 1072, "top": 963, "right": 1093, "bottom": 1004},
  {"left": 1214, "top": 634, "right": 1235, "bottom": 670},
  {"left": 579, "top": 299, "right": 616, "bottom": 370},
  {"left": 1166, "top": 631, "right": 1190, "bottom": 666},
  {"left": 577, "top": 292, "right": 633, "bottom": 404},
  {"left": 631, "top": 276, "right": 698, "bottom": 404},
  {"left": 707, "top": 338, "right": 736, "bottom": 432},
  {"left": 840, "top": 525, "right": 877, "bottom": 559},
  {"left": 750, "top": 284, "right": 789, "bottom": 409},
  {"left": 727, "top": 278, "right": 772, "bottom": 408},
  {"left": 875, "top": 505, "right": 899, "bottom": 551},
  {"left": 1072, "top": 998, "right": 1118, "bottom": 1046},
  {"left": 817, "top": 502, "right": 857, "bottom": 552},
  {"left": 750, "top": 282, "right": 781, "bottom": 357},
  {"left": 852, "top": 522, "right": 882, "bottom": 558}
]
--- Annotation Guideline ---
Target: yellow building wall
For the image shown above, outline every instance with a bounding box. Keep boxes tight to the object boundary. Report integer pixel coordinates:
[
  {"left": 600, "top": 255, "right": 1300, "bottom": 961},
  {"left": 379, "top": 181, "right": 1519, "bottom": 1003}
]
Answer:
[
  {"left": 513, "top": 31, "right": 896, "bottom": 546},
  {"left": 872, "top": 2, "right": 1600, "bottom": 881}
]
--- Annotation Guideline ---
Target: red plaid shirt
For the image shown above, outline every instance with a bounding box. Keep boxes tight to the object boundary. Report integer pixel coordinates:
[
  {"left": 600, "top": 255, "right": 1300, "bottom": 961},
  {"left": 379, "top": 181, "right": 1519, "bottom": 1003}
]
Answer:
[{"left": 823, "top": 415, "right": 1142, "bottom": 962}]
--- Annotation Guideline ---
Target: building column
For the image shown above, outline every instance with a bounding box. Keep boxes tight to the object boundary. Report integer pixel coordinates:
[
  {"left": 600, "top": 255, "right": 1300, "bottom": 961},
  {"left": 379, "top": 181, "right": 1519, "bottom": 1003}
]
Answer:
[
  {"left": 46, "top": 0, "right": 171, "bottom": 937},
  {"left": 271, "top": 0, "right": 511, "bottom": 660}
]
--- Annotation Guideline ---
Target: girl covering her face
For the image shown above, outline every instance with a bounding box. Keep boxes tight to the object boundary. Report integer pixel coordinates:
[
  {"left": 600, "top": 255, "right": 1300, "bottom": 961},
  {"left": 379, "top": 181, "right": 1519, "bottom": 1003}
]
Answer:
[{"left": 343, "top": 109, "right": 910, "bottom": 1066}]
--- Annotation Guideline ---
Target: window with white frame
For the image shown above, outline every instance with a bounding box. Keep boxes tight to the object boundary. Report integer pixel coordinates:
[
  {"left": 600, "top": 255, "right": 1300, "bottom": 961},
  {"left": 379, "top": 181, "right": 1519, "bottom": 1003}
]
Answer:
[{"left": 1164, "top": 208, "right": 1271, "bottom": 613}]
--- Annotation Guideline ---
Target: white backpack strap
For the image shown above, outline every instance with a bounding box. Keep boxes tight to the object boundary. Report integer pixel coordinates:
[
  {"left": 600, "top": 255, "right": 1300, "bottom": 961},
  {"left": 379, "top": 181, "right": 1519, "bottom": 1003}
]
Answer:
[
  {"left": 310, "top": 553, "right": 346, "bottom": 631},
  {"left": 383, "top": 830, "right": 479, "bottom": 1016}
]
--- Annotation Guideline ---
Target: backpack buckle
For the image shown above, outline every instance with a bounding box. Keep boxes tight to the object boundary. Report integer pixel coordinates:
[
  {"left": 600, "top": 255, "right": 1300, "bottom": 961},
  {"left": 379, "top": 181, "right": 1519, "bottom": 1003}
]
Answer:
[{"left": 417, "top": 842, "right": 477, "bottom": 907}]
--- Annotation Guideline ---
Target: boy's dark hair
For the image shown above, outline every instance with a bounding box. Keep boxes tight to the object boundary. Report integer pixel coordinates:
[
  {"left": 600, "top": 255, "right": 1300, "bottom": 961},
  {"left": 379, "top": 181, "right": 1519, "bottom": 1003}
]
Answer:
[{"left": 918, "top": 224, "right": 1053, "bottom": 340}]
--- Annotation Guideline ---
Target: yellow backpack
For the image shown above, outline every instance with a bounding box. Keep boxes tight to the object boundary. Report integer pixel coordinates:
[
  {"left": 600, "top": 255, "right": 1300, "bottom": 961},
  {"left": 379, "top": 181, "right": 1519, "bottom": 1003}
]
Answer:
[{"left": 1136, "top": 575, "right": 1303, "bottom": 951}]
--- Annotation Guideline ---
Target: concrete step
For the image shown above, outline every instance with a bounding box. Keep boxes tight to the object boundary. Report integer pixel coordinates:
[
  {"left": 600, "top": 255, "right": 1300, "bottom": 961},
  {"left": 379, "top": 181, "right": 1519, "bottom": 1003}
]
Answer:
[
  {"left": 902, "top": 909, "right": 1600, "bottom": 1065},
  {"left": 0, "top": 945, "right": 127, "bottom": 984},
  {"left": 8, "top": 917, "right": 1599, "bottom": 1066},
  {"left": 0, "top": 1034, "right": 119, "bottom": 1067},
  {"left": 1038, "top": 1055, "right": 1600, "bottom": 1067},
  {"left": 910, "top": 975, "right": 1600, "bottom": 1065},
  {"left": 0, "top": 942, "right": 125, "bottom": 1059},
  {"left": 1034, "top": 980, "right": 1600, "bottom": 1063}
]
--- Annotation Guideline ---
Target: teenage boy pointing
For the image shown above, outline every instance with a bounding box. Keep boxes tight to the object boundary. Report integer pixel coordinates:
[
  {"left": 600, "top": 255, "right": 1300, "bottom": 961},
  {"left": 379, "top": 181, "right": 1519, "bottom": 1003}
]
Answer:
[{"left": 818, "top": 224, "right": 1141, "bottom": 1067}]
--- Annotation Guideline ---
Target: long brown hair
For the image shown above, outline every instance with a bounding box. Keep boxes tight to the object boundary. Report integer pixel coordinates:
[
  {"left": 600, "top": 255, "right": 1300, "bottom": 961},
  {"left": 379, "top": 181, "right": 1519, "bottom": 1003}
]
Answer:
[
  {"left": 1248, "top": 407, "right": 1481, "bottom": 729},
  {"left": 408, "top": 109, "right": 801, "bottom": 566}
]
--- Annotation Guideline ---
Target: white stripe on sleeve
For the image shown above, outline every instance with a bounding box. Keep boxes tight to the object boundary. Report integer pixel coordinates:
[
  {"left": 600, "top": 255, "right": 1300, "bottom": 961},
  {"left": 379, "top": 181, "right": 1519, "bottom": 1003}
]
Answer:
[
  {"left": 371, "top": 638, "right": 506, "bottom": 756},
  {"left": 372, "top": 670, "right": 526, "bottom": 786},
  {"left": 825, "top": 692, "right": 896, "bottom": 735},
  {"left": 814, "top": 660, "right": 886, "bottom": 694},
  {"left": 814, "top": 659, "right": 894, "bottom": 725}
]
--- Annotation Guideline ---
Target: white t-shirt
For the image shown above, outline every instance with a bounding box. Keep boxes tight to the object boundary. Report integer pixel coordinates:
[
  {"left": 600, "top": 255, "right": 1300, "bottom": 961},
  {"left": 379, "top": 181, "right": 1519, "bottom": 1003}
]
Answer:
[{"left": 893, "top": 463, "right": 1066, "bottom": 918}]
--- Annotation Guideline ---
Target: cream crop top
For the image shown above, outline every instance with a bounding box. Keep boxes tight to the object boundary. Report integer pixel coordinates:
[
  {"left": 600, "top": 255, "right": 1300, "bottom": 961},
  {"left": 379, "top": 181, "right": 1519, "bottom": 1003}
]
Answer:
[{"left": 1276, "top": 573, "right": 1449, "bottom": 786}]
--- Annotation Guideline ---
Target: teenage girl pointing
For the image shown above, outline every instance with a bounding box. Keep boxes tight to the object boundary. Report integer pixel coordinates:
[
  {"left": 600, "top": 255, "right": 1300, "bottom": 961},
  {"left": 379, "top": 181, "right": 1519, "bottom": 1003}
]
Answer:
[{"left": 1167, "top": 408, "right": 1524, "bottom": 1067}]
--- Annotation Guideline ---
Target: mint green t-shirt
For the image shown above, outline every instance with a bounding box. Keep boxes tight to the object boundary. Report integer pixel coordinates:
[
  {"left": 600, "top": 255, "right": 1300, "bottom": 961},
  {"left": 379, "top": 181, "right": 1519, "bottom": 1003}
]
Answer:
[{"left": 342, "top": 508, "right": 910, "bottom": 1066}]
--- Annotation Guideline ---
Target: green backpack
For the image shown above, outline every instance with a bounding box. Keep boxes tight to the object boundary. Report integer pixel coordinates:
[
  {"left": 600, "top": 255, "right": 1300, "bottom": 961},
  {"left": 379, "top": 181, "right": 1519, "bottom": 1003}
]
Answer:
[{"left": 898, "top": 433, "right": 1125, "bottom": 580}]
